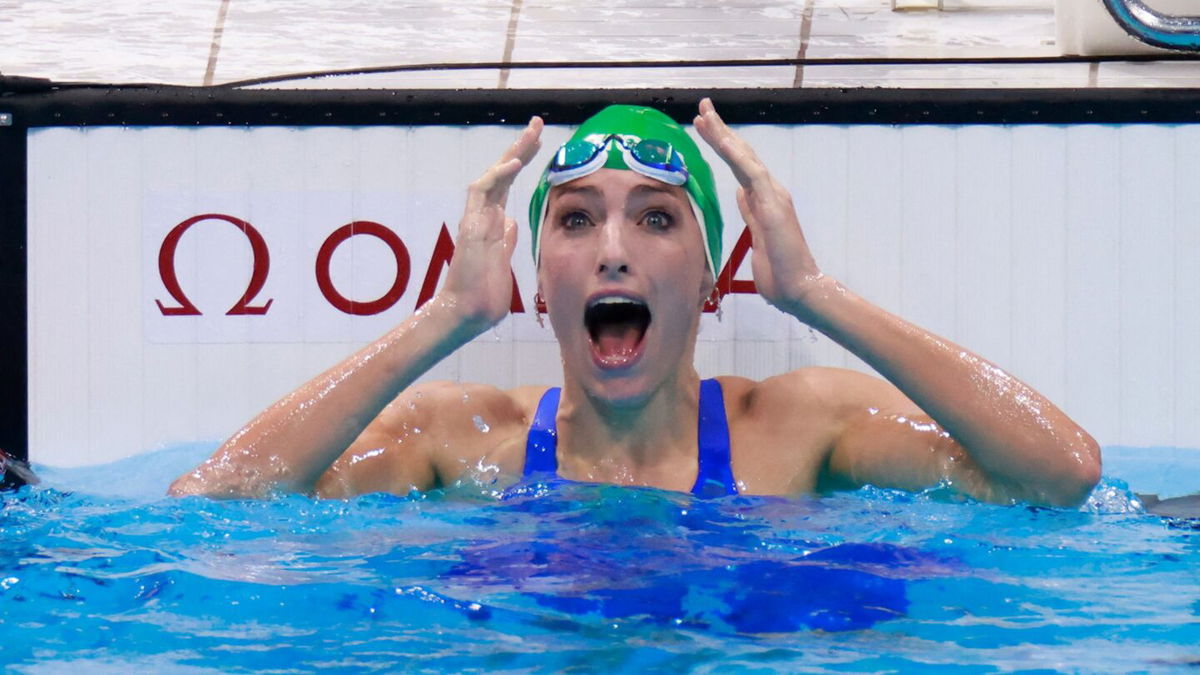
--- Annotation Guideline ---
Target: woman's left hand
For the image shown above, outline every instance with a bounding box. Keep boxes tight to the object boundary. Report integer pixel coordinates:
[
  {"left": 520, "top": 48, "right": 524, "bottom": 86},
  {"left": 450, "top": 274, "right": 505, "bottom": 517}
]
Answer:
[{"left": 693, "top": 98, "right": 828, "bottom": 321}]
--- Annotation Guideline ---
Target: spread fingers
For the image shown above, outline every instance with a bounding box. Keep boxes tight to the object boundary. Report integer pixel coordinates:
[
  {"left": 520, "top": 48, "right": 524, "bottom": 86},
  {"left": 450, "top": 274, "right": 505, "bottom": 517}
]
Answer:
[{"left": 694, "top": 98, "right": 771, "bottom": 190}]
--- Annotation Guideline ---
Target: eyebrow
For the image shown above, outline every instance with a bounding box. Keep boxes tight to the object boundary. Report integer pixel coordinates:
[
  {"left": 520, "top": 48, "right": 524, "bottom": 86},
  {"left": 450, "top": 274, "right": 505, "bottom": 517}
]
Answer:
[
  {"left": 627, "top": 183, "right": 690, "bottom": 209},
  {"left": 549, "top": 184, "right": 600, "bottom": 200},
  {"left": 629, "top": 183, "right": 678, "bottom": 197}
]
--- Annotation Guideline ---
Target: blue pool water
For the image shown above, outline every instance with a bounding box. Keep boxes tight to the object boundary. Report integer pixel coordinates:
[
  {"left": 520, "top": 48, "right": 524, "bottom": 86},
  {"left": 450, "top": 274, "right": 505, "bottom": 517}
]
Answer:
[{"left": 2, "top": 444, "right": 1198, "bottom": 673}]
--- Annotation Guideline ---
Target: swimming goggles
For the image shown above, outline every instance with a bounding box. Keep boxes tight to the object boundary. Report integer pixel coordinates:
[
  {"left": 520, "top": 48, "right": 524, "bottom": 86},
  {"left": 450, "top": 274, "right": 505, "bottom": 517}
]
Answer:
[{"left": 546, "top": 133, "right": 690, "bottom": 187}]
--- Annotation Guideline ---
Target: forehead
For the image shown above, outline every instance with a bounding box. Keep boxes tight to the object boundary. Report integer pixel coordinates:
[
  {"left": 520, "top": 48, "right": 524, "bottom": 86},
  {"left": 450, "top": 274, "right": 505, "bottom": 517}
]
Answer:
[{"left": 546, "top": 169, "right": 691, "bottom": 206}]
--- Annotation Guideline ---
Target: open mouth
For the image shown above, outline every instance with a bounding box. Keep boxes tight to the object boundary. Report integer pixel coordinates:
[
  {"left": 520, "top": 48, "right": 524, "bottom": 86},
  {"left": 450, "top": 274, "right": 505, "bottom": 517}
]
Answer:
[{"left": 584, "top": 296, "right": 651, "bottom": 367}]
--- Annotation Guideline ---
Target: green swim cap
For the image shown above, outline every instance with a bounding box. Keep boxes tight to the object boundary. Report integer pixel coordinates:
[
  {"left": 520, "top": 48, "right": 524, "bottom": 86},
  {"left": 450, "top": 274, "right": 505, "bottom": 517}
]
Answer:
[{"left": 528, "top": 105, "right": 723, "bottom": 274}]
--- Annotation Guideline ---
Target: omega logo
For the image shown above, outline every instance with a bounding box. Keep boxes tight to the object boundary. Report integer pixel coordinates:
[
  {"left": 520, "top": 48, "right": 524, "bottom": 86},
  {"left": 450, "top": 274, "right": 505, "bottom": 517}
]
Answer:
[
  {"left": 155, "top": 213, "right": 756, "bottom": 317},
  {"left": 156, "top": 214, "right": 274, "bottom": 316}
]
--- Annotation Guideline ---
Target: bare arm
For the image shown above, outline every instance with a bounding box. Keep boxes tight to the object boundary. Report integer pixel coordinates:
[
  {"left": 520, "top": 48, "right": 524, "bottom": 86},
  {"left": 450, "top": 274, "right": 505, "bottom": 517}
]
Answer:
[
  {"left": 169, "top": 119, "right": 543, "bottom": 498},
  {"left": 313, "top": 381, "right": 531, "bottom": 498},
  {"left": 818, "top": 286, "right": 1099, "bottom": 506},
  {"left": 695, "top": 99, "right": 1099, "bottom": 507}
]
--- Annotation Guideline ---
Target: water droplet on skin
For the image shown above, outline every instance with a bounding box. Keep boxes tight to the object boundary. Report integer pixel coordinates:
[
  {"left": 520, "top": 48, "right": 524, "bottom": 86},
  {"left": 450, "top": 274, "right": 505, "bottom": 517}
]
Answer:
[
  {"left": 473, "top": 415, "right": 490, "bottom": 433},
  {"left": 349, "top": 448, "right": 385, "bottom": 466}
]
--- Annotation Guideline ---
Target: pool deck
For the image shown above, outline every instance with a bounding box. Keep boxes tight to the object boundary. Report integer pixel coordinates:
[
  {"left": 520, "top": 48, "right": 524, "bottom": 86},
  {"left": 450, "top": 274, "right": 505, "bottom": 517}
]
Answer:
[{"left": 1, "top": 0, "right": 1198, "bottom": 90}]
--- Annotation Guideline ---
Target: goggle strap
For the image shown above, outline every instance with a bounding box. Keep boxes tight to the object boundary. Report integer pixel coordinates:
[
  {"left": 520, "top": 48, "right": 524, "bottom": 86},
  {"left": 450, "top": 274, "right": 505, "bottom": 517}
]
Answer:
[
  {"left": 687, "top": 190, "right": 716, "bottom": 275},
  {"left": 535, "top": 193, "right": 550, "bottom": 266}
]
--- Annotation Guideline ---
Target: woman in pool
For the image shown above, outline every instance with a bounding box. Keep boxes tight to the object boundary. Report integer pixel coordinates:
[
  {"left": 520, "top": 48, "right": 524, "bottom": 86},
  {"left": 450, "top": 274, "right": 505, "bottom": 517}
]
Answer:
[{"left": 171, "top": 100, "right": 1100, "bottom": 506}]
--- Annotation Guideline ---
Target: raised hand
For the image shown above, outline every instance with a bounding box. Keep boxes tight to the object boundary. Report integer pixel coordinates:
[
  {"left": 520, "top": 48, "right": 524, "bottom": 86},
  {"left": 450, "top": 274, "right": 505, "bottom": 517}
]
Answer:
[
  {"left": 440, "top": 117, "right": 543, "bottom": 334},
  {"left": 693, "top": 99, "right": 827, "bottom": 322}
]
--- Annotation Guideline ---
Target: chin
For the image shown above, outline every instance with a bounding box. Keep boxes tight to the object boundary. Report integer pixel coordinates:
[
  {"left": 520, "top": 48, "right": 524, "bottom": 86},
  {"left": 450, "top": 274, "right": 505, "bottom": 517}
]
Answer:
[{"left": 585, "top": 373, "right": 658, "bottom": 408}]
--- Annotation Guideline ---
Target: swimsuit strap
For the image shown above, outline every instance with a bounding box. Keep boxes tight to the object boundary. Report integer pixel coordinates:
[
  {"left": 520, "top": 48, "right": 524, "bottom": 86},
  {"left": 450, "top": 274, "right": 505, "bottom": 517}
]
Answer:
[
  {"left": 522, "top": 380, "right": 737, "bottom": 497},
  {"left": 523, "top": 386, "right": 561, "bottom": 476},
  {"left": 693, "top": 378, "right": 739, "bottom": 497}
]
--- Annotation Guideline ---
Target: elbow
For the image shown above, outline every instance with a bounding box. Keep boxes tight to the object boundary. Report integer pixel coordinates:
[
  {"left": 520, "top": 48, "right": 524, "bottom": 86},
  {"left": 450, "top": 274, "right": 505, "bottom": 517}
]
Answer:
[
  {"left": 167, "top": 472, "right": 203, "bottom": 497},
  {"left": 1045, "top": 433, "right": 1103, "bottom": 508},
  {"left": 166, "top": 466, "right": 271, "bottom": 500},
  {"left": 167, "top": 472, "right": 239, "bottom": 499}
]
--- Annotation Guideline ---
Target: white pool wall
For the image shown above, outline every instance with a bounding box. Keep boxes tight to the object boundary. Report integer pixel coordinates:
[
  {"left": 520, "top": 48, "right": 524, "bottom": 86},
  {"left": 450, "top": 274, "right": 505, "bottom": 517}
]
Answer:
[{"left": 25, "top": 122, "right": 1200, "bottom": 466}]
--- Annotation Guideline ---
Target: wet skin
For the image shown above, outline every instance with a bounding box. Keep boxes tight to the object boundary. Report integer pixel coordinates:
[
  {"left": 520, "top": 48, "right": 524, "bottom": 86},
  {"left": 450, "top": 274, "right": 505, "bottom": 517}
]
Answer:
[{"left": 171, "top": 100, "right": 1101, "bottom": 507}]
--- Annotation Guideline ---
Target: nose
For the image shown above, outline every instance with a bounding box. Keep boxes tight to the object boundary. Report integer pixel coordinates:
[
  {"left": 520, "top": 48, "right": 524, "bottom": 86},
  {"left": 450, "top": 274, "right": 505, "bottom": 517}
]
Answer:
[{"left": 596, "top": 220, "right": 631, "bottom": 277}]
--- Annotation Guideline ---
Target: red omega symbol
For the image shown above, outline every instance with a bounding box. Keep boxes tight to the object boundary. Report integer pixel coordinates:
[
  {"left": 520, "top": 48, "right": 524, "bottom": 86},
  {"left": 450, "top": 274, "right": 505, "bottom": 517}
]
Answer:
[{"left": 155, "top": 213, "right": 274, "bottom": 316}]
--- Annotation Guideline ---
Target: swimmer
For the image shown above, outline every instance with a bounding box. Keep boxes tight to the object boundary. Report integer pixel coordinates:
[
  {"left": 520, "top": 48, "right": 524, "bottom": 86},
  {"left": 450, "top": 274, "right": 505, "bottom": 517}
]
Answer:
[{"left": 170, "top": 100, "right": 1101, "bottom": 506}]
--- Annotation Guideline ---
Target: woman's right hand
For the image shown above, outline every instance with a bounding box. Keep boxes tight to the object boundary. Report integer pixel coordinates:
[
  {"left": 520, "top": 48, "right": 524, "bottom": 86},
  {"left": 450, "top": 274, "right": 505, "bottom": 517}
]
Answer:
[{"left": 438, "top": 117, "right": 543, "bottom": 335}]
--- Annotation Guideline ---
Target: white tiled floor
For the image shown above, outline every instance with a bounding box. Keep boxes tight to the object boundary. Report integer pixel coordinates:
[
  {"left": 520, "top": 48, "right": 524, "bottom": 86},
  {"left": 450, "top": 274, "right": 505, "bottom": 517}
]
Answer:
[
  {"left": 214, "top": 1, "right": 514, "bottom": 85},
  {"left": 0, "top": 0, "right": 1197, "bottom": 89}
]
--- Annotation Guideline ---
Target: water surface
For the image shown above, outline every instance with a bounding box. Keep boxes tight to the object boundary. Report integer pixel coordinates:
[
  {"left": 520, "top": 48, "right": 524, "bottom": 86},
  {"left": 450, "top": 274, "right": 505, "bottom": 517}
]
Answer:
[{"left": 2, "top": 444, "right": 1198, "bottom": 672}]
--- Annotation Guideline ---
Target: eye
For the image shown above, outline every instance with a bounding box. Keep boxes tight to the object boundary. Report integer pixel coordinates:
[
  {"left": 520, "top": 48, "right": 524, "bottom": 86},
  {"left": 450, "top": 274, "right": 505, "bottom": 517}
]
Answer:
[
  {"left": 560, "top": 211, "right": 592, "bottom": 230},
  {"left": 641, "top": 210, "right": 673, "bottom": 231}
]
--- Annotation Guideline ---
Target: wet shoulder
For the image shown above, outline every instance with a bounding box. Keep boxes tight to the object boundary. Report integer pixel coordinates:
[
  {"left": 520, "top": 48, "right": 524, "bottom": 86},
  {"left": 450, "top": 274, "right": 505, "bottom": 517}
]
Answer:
[
  {"left": 716, "top": 369, "right": 856, "bottom": 495},
  {"left": 319, "top": 381, "right": 549, "bottom": 497},
  {"left": 409, "top": 381, "right": 554, "bottom": 485},
  {"left": 716, "top": 368, "right": 849, "bottom": 418}
]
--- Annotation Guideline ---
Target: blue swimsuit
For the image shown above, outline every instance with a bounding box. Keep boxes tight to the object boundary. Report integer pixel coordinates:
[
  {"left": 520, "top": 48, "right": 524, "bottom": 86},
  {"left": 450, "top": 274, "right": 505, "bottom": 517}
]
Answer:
[{"left": 523, "top": 378, "right": 738, "bottom": 497}]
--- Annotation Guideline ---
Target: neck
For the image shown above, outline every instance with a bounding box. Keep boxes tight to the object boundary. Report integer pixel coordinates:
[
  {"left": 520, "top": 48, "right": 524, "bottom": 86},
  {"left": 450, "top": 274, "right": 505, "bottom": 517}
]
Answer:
[{"left": 555, "top": 369, "right": 702, "bottom": 487}]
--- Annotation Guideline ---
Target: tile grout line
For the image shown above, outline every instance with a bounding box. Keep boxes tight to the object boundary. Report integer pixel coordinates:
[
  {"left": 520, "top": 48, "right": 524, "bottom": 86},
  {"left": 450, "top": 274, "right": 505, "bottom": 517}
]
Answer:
[
  {"left": 498, "top": 0, "right": 524, "bottom": 89},
  {"left": 792, "top": 0, "right": 817, "bottom": 88},
  {"left": 203, "top": 0, "right": 232, "bottom": 86}
]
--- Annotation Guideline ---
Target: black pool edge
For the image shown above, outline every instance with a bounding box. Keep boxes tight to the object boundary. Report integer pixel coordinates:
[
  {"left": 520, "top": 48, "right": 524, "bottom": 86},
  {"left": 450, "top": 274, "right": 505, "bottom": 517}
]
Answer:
[
  {"left": 2, "top": 85, "right": 1200, "bottom": 127},
  {"left": 0, "top": 112, "right": 27, "bottom": 490}
]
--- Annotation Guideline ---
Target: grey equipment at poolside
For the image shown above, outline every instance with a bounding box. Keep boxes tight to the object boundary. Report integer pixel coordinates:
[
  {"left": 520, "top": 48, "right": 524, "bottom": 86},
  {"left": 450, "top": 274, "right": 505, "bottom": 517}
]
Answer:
[
  {"left": 0, "top": 448, "right": 40, "bottom": 491},
  {"left": 1101, "top": 0, "right": 1200, "bottom": 50},
  {"left": 1138, "top": 493, "right": 1200, "bottom": 519}
]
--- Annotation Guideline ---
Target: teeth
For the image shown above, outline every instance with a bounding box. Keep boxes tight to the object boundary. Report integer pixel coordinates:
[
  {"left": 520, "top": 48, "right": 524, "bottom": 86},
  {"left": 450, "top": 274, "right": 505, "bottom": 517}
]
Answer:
[{"left": 589, "top": 296, "right": 646, "bottom": 308}]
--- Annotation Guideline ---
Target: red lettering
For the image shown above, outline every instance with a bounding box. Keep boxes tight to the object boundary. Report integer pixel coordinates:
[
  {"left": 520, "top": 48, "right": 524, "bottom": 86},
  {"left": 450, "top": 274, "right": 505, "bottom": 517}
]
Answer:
[
  {"left": 315, "top": 221, "right": 411, "bottom": 316},
  {"left": 704, "top": 225, "right": 757, "bottom": 312},
  {"left": 155, "top": 213, "right": 273, "bottom": 316},
  {"left": 158, "top": 216, "right": 537, "bottom": 319},
  {"left": 415, "top": 224, "right": 456, "bottom": 311},
  {"left": 415, "top": 223, "right": 526, "bottom": 313}
]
